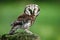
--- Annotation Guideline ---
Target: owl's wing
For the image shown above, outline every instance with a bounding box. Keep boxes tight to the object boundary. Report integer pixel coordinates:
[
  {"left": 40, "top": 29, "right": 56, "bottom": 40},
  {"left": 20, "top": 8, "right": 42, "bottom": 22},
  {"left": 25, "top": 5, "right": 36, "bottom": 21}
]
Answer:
[
  {"left": 11, "top": 20, "right": 24, "bottom": 27},
  {"left": 11, "top": 18, "right": 30, "bottom": 27},
  {"left": 11, "top": 14, "right": 32, "bottom": 27}
]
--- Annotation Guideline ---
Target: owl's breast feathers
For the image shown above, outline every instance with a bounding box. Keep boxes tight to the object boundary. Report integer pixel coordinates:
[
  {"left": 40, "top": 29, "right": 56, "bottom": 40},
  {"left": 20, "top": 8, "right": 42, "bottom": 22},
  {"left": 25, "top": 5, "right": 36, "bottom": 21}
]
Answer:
[{"left": 12, "top": 14, "right": 36, "bottom": 27}]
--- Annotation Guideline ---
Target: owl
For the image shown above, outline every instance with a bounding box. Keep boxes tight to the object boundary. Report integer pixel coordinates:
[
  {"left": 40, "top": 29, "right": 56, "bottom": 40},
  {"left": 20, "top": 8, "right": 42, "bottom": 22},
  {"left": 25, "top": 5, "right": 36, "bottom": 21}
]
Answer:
[{"left": 9, "top": 4, "right": 40, "bottom": 35}]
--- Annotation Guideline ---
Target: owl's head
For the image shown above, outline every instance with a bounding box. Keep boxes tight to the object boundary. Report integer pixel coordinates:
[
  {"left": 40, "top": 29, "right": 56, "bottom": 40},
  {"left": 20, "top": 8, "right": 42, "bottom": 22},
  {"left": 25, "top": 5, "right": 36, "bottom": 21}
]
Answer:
[{"left": 24, "top": 4, "right": 40, "bottom": 16}]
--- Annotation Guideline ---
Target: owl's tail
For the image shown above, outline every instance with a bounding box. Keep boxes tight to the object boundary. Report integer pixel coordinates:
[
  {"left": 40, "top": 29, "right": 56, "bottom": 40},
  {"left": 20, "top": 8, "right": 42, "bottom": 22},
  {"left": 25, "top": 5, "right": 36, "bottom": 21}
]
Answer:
[{"left": 9, "top": 26, "right": 19, "bottom": 35}]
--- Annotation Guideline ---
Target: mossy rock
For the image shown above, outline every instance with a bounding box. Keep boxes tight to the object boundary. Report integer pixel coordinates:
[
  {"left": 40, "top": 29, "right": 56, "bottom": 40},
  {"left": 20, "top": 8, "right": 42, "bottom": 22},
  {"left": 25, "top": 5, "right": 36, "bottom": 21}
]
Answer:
[{"left": 0, "top": 32, "right": 40, "bottom": 40}]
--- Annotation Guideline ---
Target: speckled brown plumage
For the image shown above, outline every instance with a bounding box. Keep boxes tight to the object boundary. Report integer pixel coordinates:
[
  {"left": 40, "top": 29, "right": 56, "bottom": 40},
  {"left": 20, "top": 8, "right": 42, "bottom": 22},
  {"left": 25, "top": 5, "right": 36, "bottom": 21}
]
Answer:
[{"left": 9, "top": 4, "right": 40, "bottom": 35}]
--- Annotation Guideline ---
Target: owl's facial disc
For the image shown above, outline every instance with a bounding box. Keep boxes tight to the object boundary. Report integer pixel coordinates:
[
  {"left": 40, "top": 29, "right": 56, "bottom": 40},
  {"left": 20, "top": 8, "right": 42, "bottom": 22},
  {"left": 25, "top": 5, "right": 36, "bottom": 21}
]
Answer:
[{"left": 24, "top": 4, "right": 40, "bottom": 16}]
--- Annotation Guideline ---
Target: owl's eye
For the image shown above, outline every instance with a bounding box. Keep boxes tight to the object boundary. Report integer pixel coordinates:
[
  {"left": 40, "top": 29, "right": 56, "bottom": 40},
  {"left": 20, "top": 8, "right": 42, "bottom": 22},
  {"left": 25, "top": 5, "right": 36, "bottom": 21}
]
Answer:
[
  {"left": 34, "top": 8, "right": 36, "bottom": 10},
  {"left": 28, "top": 9, "right": 32, "bottom": 14},
  {"left": 38, "top": 8, "right": 40, "bottom": 12},
  {"left": 33, "top": 9, "right": 35, "bottom": 14}
]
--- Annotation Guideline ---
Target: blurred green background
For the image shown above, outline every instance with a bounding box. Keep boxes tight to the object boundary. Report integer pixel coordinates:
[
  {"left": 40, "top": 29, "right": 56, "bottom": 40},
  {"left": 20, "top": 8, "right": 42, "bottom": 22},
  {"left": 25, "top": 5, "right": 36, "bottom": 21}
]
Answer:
[{"left": 0, "top": 0, "right": 60, "bottom": 40}]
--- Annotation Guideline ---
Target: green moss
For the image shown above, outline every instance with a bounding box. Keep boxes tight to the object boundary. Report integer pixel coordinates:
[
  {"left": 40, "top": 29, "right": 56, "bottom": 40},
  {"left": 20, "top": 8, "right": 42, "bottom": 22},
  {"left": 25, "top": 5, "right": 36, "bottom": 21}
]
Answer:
[{"left": 0, "top": 32, "right": 40, "bottom": 40}]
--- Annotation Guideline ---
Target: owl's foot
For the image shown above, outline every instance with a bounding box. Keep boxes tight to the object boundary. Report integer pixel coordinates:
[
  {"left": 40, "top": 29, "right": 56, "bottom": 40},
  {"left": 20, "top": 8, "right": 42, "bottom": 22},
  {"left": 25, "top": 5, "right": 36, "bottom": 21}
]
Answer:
[{"left": 25, "top": 29, "right": 33, "bottom": 35}]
